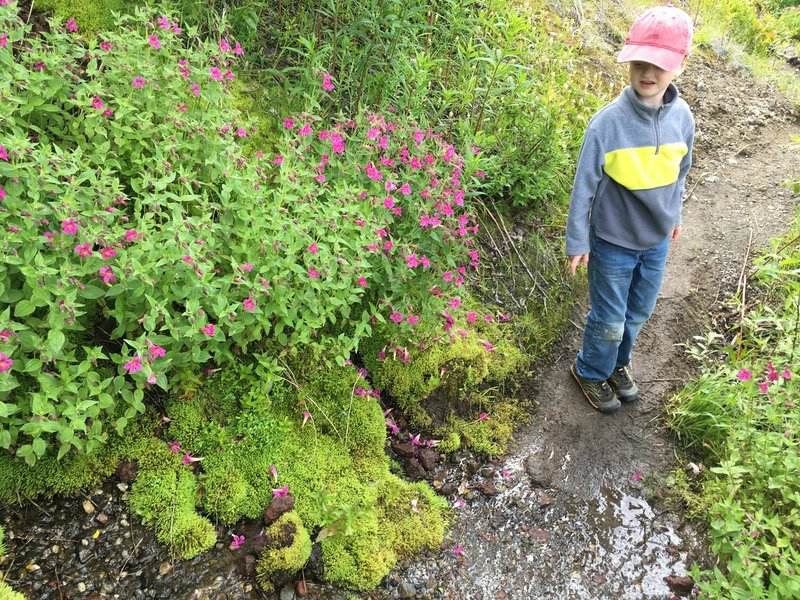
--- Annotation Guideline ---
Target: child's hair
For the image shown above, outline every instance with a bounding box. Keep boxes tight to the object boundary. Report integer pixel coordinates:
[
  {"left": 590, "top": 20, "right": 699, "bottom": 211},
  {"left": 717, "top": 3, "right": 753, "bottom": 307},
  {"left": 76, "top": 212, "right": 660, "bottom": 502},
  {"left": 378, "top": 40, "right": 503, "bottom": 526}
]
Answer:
[{"left": 617, "top": 5, "right": 693, "bottom": 71}]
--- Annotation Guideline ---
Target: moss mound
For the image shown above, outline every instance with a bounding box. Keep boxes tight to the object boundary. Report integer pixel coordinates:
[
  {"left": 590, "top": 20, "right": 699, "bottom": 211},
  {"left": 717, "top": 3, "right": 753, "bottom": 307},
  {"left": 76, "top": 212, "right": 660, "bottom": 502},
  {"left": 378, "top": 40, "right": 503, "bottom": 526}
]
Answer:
[{"left": 255, "top": 511, "right": 312, "bottom": 592}]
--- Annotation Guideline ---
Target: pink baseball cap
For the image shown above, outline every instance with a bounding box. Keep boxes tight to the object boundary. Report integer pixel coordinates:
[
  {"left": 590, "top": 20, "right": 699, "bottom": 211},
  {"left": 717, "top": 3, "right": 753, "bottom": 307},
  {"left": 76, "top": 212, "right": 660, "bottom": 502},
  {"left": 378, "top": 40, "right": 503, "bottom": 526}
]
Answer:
[{"left": 617, "top": 4, "right": 693, "bottom": 72}]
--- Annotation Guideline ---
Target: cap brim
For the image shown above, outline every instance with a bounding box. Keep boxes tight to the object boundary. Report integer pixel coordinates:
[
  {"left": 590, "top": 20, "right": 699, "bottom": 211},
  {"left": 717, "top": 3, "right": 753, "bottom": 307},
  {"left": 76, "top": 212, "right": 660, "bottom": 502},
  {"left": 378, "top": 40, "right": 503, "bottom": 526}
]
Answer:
[{"left": 617, "top": 44, "right": 686, "bottom": 72}]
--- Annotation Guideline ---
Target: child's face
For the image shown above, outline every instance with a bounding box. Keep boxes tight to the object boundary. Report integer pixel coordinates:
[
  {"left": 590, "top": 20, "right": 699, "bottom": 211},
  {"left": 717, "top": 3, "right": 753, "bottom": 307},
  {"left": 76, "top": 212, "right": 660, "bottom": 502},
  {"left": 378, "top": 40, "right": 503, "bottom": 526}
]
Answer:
[{"left": 628, "top": 60, "right": 685, "bottom": 106}]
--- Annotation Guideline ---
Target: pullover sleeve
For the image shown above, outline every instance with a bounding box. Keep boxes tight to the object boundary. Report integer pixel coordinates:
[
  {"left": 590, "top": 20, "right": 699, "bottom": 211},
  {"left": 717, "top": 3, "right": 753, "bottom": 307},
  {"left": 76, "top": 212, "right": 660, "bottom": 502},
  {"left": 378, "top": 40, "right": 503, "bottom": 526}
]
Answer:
[
  {"left": 673, "top": 116, "right": 695, "bottom": 227},
  {"left": 566, "top": 129, "right": 605, "bottom": 256}
]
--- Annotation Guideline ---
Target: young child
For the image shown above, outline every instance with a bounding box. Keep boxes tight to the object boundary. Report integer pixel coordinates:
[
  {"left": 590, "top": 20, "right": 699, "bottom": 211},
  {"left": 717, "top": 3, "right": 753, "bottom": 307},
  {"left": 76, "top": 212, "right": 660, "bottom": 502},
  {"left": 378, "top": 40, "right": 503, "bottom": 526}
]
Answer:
[{"left": 566, "top": 5, "right": 695, "bottom": 413}]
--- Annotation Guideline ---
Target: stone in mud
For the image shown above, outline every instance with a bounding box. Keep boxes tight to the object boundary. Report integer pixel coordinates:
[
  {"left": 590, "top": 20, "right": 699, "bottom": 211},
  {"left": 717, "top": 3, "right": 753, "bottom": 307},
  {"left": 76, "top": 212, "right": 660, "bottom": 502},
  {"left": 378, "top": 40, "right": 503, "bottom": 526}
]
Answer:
[
  {"left": 391, "top": 441, "right": 416, "bottom": 458},
  {"left": 116, "top": 460, "right": 138, "bottom": 483},
  {"left": 465, "top": 461, "right": 481, "bottom": 475},
  {"left": 397, "top": 581, "right": 417, "bottom": 598},
  {"left": 439, "top": 482, "right": 458, "bottom": 496},
  {"left": 418, "top": 448, "right": 438, "bottom": 471},
  {"left": 264, "top": 494, "right": 296, "bottom": 525},
  {"left": 664, "top": 574, "right": 695, "bottom": 597},
  {"left": 538, "top": 492, "right": 554, "bottom": 508},
  {"left": 295, "top": 579, "right": 307, "bottom": 596},
  {"left": 404, "top": 457, "right": 427, "bottom": 480},
  {"left": 279, "top": 583, "right": 296, "bottom": 599},
  {"left": 473, "top": 479, "right": 498, "bottom": 496},
  {"left": 524, "top": 455, "right": 555, "bottom": 489},
  {"left": 242, "top": 553, "right": 258, "bottom": 577}
]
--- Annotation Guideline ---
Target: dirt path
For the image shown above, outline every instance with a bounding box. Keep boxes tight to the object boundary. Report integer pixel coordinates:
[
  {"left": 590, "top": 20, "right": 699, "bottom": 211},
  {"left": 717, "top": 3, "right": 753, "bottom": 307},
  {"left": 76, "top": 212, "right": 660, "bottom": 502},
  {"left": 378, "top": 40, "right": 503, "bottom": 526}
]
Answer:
[{"left": 388, "top": 56, "right": 800, "bottom": 600}]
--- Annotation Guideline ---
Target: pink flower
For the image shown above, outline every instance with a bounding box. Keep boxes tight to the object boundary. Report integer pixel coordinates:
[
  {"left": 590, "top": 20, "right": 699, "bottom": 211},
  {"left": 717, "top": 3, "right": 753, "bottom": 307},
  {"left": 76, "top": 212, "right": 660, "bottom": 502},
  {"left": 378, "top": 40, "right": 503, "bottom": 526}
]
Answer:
[
  {"left": 453, "top": 498, "right": 466, "bottom": 509},
  {"left": 400, "top": 183, "right": 412, "bottom": 195},
  {"left": 99, "top": 265, "right": 115, "bottom": 284},
  {"left": 124, "top": 356, "right": 143, "bottom": 373},
  {"left": 357, "top": 276, "right": 368, "bottom": 288},
  {"left": 0, "top": 352, "right": 13, "bottom": 373},
  {"left": 269, "top": 464, "right": 278, "bottom": 482},
  {"left": 298, "top": 122, "right": 312, "bottom": 136},
  {"left": 132, "top": 76, "right": 146, "bottom": 89},
  {"left": 385, "top": 418, "right": 399, "bottom": 435},
  {"left": 737, "top": 368, "right": 752, "bottom": 382},
  {"left": 209, "top": 67, "right": 223, "bottom": 81},
  {"left": 390, "top": 311, "right": 403, "bottom": 324},
  {"left": 273, "top": 154, "right": 283, "bottom": 165},
  {"left": 233, "top": 42, "right": 244, "bottom": 55},
  {"left": 230, "top": 534, "right": 245, "bottom": 550},
  {"left": 315, "top": 174, "right": 326, "bottom": 183},
  {"left": 453, "top": 545, "right": 464, "bottom": 556},
  {"left": 190, "top": 82, "right": 200, "bottom": 97},
  {"left": 630, "top": 472, "right": 643, "bottom": 482},
  {"left": 61, "top": 218, "right": 78, "bottom": 235},
  {"left": 90, "top": 96, "right": 104, "bottom": 110},
  {"left": 74, "top": 243, "right": 93, "bottom": 257},
  {"left": 148, "top": 34, "right": 161, "bottom": 49},
  {"left": 480, "top": 340, "right": 495, "bottom": 352},
  {"left": 308, "top": 267, "right": 320, "bottom": 279},
  {"left": 0, "top": 34, "right": 7, "bottom": 48},
  {"left": 322, "top": 73, "right": 335, "bottom": 91},
  {"left": 149, "top": 344, "right": 166, "bottom": 359},
  {"left": 406, "top": 315, "right": 419, "bottom": 326},
  {"left": 240, "top": 262, "right": 254, "bottom": 272},
  {"left": 157, "top": 15, "right": 171, "bottom": 29},
  {"left": 100, "top": 246, "right": 117, "bottom": 259},
  {"left": 307, "top": 243, "right": 319, "bottom": 255},
  {"left": 168, "top": 441, "right": 181, "bottom": 452},
  {"left": 99, "top": 40, "right": 112, "bottom": 51},
  {"left": 0, "top": 330, "right": 12, "bottom": 343},
  {"left": 66, "top": 18, "right": 78, "bottom": 32},
  {"left": 201, "top": 324, "right": 215, "bottom": 336},
  {"left": 302, "top": 411, "right": 312, "bottom": 427},
  {"left": 219, "top": 38, "right": 231, "bottom": 52},
  {"left": 478, "top": 412, "right": 489, "bottom": 422},
  {"left": 406, "top": 254, "right": 419, "bottom": 268},
  {"left": 182, "top": 452, "right": 203, "bottom": 464},
  {"left": 272, "top": 485, "right": 289, "bottom": 497},
  {"left": 409, "top": 433, "right": 422, "bottom": 446},
  {"left": 124, "top": 229, "right": 138, "bottom": 242},
  {"left": 0, "top": 146, "right": 7, "bottom": 161},
  {"left": 283, "top": 117, "right": 294, "bottom": 129},
  {"left": 242, "top": 297, "right": 256, "bottom": 313},
  {"left": 450, "top": 298, "right": 462, "bottom": 309},
  {"left": 782, "top": 369, "right": 791, "bottom": 380},
  {"left": 236, "top": 127, "right": 247, "bottom": 137},
  {"left": 758, "top": 381, "right": 769, "bottom": 394}
]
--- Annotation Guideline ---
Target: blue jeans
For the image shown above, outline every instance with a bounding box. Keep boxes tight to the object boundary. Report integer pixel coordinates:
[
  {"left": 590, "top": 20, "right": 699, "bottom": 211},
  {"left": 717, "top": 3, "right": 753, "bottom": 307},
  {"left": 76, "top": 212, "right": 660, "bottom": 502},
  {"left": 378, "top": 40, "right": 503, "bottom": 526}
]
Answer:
[{"left": 576, "top": 231, "right": 669, "bottom": 382}]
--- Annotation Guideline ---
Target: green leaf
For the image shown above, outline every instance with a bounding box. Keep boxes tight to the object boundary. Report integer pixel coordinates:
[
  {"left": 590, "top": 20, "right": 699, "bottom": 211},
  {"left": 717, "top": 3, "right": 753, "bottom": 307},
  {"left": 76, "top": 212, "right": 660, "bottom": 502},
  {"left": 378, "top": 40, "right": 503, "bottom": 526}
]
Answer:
[
  {"left": 79, "top": 285, "right": 106, "bottom": 300},
  {"left": 32, "top": 437, "right": 47, "bottom": 457},
  {"left": 14, "top": 299, "right": 36, "bottom": 317}
]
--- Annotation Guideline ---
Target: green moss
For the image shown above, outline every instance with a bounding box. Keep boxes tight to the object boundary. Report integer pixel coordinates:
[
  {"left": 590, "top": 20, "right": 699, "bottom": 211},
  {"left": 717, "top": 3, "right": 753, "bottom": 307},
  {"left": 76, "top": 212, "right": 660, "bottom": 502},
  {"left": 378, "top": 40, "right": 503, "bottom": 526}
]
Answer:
[
  {"left": 0, "top": 581, "right": 26, "bottom": 600},
  {"left": 255, "top": 511, "right": 312, "bottom": 592},
  {"left": 198, "top": 452, "right": 254, "bottom": 524},
  {"left": 321, "top": 510, "right": 396, "bottom": 591},
  {"left": 35, "top": 0, "right": 127, "bottom": 34},
  {"left": 437, "top": 401, "right": 526, "bottom": 457}
]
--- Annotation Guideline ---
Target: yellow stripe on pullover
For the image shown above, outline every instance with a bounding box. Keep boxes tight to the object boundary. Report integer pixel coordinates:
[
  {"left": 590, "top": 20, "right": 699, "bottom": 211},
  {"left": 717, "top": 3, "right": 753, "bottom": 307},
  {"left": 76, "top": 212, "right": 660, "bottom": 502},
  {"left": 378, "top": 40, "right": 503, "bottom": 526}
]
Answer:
[{"left": 604, "top": 143, "right": 688, "bottom": 191}]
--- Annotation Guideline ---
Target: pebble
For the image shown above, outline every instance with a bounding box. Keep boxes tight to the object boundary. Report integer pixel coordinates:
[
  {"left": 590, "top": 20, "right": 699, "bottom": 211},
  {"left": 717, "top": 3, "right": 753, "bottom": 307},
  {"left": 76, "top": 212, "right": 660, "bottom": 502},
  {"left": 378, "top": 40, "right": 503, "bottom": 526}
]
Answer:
[
  {"left": 77, "top": 582, "right": 86, "bottom": 593},
  {"left": 158, "top": 561, "right": 173, "bottom": 576},
  {"left": 279, "top": 584, "right": 295, "bottom": 600},
  {"left": 397, "top": 581, "right": 417, "bottom": 598},
  {"left": 82, "top": 499, "right": 96, "bottom": 514}
]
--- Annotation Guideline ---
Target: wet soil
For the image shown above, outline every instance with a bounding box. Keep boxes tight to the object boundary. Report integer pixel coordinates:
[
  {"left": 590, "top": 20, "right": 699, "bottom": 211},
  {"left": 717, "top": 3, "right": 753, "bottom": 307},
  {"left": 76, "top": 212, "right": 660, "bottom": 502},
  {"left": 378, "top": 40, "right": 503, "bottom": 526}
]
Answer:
[{"left": 2, "top": 53, "right": 799, "bottom": 600}]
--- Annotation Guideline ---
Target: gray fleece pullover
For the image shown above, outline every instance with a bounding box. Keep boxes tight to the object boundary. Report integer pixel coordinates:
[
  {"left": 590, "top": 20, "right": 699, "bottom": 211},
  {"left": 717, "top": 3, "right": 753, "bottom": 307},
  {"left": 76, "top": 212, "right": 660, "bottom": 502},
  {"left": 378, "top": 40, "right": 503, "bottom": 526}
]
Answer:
[{"left": 566, "top": 83, "right": 695, "bottom": 256}]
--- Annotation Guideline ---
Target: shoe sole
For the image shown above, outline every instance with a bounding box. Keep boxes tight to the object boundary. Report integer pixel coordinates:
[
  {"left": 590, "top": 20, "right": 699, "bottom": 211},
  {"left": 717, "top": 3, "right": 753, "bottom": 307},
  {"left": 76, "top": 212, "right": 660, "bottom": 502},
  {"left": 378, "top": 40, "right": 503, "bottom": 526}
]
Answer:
[{"left": 570, "top": 364, "right": 621, "bottom": 414}]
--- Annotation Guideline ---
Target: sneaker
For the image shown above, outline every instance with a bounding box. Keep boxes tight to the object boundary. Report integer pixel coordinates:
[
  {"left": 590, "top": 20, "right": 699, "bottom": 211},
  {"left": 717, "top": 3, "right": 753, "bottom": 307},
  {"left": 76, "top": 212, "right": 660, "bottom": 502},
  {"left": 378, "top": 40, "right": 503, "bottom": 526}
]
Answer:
[
  {"left": 570, "top": 362, "right": 621, "bottom": 414},
  {"left": 608, "top": 365, "right": 639, "bottom": 403}
]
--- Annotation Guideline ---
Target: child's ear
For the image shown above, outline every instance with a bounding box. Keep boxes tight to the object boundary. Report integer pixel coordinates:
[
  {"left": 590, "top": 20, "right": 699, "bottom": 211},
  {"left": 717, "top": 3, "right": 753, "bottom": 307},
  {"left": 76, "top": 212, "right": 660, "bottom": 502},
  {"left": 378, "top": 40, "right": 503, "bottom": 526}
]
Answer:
[{"left": 676, "top": 56, "right": 689, "bottom": 75}]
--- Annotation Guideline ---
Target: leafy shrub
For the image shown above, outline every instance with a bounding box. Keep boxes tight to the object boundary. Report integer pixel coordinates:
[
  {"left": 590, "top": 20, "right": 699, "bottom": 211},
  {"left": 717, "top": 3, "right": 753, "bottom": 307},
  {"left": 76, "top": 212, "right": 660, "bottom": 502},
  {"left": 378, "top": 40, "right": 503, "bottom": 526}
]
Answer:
[
  {"left": 667, "top": 228, "right": 800, "bottom": 599},
  {"left": 0, "top": 2, "right": 487, "bottom": 464}
]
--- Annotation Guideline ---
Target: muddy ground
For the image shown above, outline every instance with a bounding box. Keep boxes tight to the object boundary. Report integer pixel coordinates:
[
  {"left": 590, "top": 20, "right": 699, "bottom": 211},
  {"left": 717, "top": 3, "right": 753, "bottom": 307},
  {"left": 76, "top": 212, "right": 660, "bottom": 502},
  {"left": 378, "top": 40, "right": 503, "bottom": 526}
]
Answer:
[{"left": 2, "top": 53, "right": 799, "bottom": 600}]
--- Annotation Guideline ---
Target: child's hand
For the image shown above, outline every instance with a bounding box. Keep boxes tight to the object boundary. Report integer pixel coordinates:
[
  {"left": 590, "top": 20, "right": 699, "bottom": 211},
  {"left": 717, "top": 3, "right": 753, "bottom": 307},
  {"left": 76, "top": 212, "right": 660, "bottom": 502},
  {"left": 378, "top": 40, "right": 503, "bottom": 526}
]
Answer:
[
  {"left": 569, "top": 254, "right": 589, "bottom": 276},
  {"left": 670, "top": 226, "right": 683, "bottom": 241}
]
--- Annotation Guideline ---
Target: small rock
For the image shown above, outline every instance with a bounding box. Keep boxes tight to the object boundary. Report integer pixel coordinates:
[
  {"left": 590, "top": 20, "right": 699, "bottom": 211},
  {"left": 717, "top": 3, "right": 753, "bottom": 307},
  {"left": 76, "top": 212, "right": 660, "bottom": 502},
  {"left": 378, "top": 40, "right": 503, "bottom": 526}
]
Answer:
[
  {"left": 439, "top": 482, "right": 458, "bottom": 495},
  {"left": 391, "top": 441, "right": 416, "bottom": 459},
  {"left": 403, "top": 457, "right": 427, "bottom": 480},
  {"left": 397, "top": 581, "right": 417, "bottom": 598},
  {"left": 474, "top": 479, "right": 498, "bottom": 496},
  {"left": 418, "top": 448, "right": 438, "bottom": 471},
  {"left": 592, "top": 574, "right": 607, "bottom": 585},
  {"left": 116, "top": 483, "right": 129, "bottom": 492},
  {"left": 119, "top": 519, "right": 129, "bottom": 527},
  {"left": 96, "top": 512, "right": 109, "bottom": 524},
  {"left": 264, "top": 494, "right": 296, "bottom": 525},
  {"left": 158, "top": 561, "right": 173, "bottom": 576},
  {"left": 78, "top": 548, "right": 93, "bottom": 564},
  {"left": 241, "top": 554, "right": 257, "bottom": 578},
  {"left": 82, "top": 499, "right": 96, "bottom": 514},
  {"left": 538, "top": 492, "right": 554, "bottom": 508},
  {"left": 664, "top": 574, "right": 695, "bottom": 597},
  {"left": 76, "top": 582, "right": 87, "bottom": 593},
  {"left": 524, "top": 455, "right": 554, "bottom": 488},
  {"left": 116, "top": 460, "right": 138, "bottom": 483},
  {"left": 295, "top": 579, "right": 307, "bottom": 597},
  {"left": 465, "top": 461, "right": 481, "bottom": 475},
  {"left": 279, "top": 584, "right": 295, "bottom": 600},
  {"left": 25, "top": 563, "right": 40, "bottom": 573},
  {"left": 86, "top": 593, "right": 104, "bottom": 600},
  {"left": 479, "top": 467, "right": 495, "bottom": 478},
  {"left": 51, "top": 545, "right": 61, "bottom": 554}
]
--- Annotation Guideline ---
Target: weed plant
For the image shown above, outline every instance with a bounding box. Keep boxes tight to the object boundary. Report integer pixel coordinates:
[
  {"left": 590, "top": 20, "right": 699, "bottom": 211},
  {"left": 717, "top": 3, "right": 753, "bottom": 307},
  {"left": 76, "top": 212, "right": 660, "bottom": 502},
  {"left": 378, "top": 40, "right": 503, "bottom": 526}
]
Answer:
[{"left": 667, "top": 228, "right": 800, "bottom": 599}]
